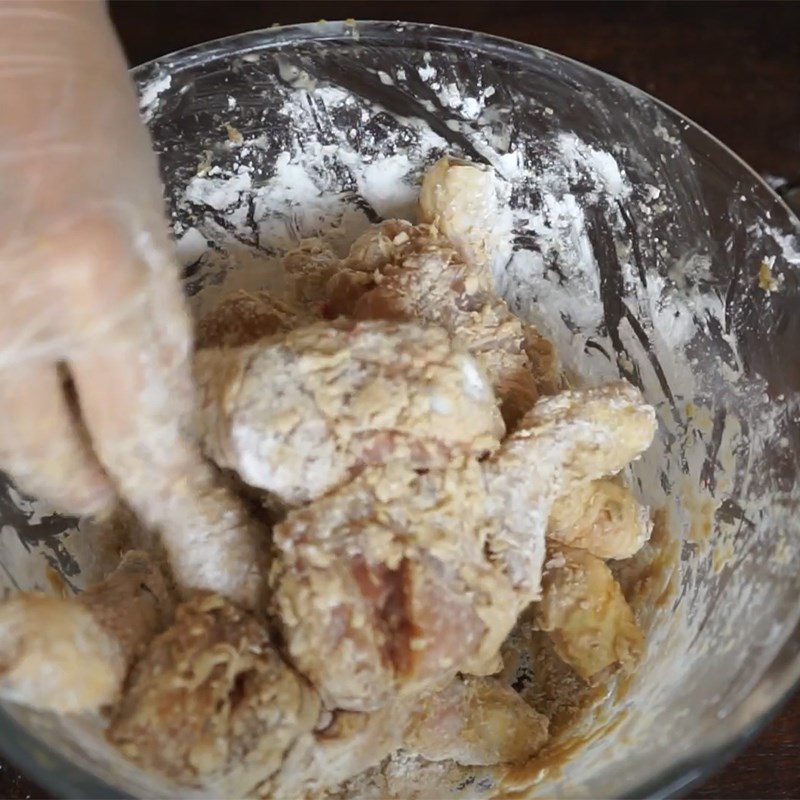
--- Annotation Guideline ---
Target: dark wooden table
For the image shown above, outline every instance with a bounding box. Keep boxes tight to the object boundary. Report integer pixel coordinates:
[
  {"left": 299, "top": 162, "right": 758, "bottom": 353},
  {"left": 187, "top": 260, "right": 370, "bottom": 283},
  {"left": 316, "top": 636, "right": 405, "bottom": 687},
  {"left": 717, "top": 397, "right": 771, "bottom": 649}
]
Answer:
[{"left": 1, "top": 3, "right": 798, "bottom": 798}]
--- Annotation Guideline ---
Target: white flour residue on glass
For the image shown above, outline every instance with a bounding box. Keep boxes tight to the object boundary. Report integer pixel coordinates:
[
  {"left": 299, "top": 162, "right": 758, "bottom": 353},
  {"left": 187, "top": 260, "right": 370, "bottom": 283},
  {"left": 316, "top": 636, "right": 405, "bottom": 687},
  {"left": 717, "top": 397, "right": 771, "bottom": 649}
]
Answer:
[{"left": 138, "top": 72, "right": 172, "bottom": 123}]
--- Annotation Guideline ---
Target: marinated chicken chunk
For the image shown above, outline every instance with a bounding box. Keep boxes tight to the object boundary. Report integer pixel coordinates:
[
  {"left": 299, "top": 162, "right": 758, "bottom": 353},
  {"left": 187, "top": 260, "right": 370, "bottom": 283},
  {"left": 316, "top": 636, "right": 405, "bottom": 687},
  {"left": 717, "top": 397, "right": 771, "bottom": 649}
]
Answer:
[
  {"left": 548, "top": 478, "right": 652, "bottom": 560},
  {"left": 0, "top": 551, "right": 171, "bottom": 713},
  {"left": 271, "top": 382, "right": 655, "bottom": 711},
  {"left": 194, "top": 320, "right": 504, "bottom": 506},
  {"left": 483, "top": 382, "right": 656, "bottom": 599},
  {"left": 110, "top": 593, "right": 407, "bottom": 798},
  {"left": 110, "top": 593, "right": 321, "bottom": 796},
  {"left": 535, "top": 546, "right": 644, "bottom": 682},
  {"left": 404, "top": 675, "right": 549, "bottom": 766},
  {"left": 323, "top": 221, "right": 540, "bottom": 427},
  {"left": 418, "top": 155, "right": 501, "bottom": 269},
  {"left": 270, "top": 457, "right": 514, "bottom": 712}
]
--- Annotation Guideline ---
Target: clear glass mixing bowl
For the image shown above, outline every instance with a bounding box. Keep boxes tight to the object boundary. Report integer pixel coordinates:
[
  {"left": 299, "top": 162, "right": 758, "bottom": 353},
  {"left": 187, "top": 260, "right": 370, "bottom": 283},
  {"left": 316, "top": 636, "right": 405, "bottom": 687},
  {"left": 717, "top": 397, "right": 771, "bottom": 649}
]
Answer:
[{"left": 0, "top": 21, "right": 798, "bottom": 800}]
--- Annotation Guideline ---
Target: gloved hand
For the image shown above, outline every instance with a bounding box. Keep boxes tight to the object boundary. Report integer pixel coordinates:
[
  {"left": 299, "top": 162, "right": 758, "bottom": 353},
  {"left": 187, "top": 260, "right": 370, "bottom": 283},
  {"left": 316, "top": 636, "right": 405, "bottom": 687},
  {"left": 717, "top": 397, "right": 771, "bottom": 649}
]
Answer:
[{"left": 0, "top": 1, "right": 262, "bottom": 606}]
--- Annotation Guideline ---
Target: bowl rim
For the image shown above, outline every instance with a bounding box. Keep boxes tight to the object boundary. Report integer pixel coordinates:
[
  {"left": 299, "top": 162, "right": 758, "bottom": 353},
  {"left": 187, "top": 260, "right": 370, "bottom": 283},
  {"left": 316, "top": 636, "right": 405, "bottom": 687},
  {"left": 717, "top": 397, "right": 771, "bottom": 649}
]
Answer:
[
  {"left": 2, "top": 18, "right": 798, "bottom": 800},
  {"left": 133, "top": 18, "right": 799, "bottom": 226}
]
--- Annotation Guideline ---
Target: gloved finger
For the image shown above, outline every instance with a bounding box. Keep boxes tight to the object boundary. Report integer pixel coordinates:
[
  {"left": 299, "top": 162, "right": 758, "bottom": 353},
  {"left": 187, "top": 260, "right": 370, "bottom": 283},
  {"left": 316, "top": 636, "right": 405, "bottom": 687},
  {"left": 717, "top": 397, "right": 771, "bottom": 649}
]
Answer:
[
  {"left": 0, "top": 362, "right": 115, "bottom": 516},
  {"left": 62, "top": 242, "right": 263, "bottom": 608},
  {"left": 71, "top": 335, "right": 265, "bottom": 609}
]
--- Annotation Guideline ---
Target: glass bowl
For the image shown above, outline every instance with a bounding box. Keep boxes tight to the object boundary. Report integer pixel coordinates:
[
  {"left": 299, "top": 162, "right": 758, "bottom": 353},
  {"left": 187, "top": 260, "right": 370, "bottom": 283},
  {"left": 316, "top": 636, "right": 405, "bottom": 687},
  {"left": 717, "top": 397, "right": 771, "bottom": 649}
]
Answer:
[{"left": 1, "top": 20, "right": 798, "bottom": 800}]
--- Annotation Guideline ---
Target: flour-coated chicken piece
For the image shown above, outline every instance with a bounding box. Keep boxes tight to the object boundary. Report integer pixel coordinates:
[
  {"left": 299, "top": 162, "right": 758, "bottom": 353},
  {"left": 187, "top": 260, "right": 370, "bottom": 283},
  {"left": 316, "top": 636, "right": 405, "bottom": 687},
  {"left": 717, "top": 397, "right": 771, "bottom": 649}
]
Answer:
[
  {"left": 340, "top": 219, "right": 419, "bottom": 273},
  {"left": 271, "top": 382, "right": 655, "bottom": 711},
  {"left": 403, "top": 674, "right": 549, "bottom": 766},
  {"left": 483, "top": 382, "right": 657, "bottom": 602},
  {"left": 274, "top": 704, "right": 405, "bottom": 799},
  {"left": 535, "top": 546, "right": 644, "bottom": 682},
  {"left": 418, "top": 156, "right": 500, "bottom": 270},
  {"left": 0, "top": 551, "right": 171, "bottom": 713},
  {"left": 512, "top": 394, "right": 652, "bottom": 677},
  {"left": 194, "top": 320, "right": 504, "bottom": 506},
  {"left": 270, "top": 457, "right": 515, "bottom": 712},
  {"left": 323, "top": 222, "right": 539, "bottom": 427},
  {"left": 110, "top": 593, "right": 321, "bottom": 795},
  {"left": 419, "top": 157, "right": 564, "bottom": 399},
  {"left": 110, "top": 593, "right": 407, "bottom": 798},
  {"left": 548, "top": 478, "right": 652, "bottom": 560},
  {"left": 281, "top": 676, "right": 547, "bottom": 794}
]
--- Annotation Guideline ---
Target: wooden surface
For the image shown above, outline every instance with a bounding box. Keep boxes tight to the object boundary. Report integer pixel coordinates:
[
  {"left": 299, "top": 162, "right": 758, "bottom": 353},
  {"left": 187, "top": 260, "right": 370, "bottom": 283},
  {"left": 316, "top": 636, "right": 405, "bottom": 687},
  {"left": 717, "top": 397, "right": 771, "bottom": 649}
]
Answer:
[{"left": 1, "top": 2, "right": 799, "bottom": 798}]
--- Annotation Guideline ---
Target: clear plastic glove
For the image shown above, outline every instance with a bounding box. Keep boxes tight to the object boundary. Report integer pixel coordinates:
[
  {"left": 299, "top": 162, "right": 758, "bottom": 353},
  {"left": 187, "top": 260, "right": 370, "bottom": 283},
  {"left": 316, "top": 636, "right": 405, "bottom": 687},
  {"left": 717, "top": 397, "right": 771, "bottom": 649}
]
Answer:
[{"left": 0, "top": 2, "right": 262, "bottom": 606}]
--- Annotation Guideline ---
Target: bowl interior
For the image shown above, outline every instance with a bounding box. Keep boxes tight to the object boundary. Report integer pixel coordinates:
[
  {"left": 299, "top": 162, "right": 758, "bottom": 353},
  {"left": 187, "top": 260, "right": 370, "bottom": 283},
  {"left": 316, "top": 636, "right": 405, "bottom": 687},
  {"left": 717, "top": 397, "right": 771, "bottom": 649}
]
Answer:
[{"left": 1, "top": 20, "right": 799, "bottom": 799}]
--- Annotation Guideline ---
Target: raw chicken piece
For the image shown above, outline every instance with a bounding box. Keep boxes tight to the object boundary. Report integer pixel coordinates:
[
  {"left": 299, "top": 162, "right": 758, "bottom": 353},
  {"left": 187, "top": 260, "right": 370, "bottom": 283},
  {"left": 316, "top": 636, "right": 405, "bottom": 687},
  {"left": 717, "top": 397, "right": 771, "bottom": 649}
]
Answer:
[
  {"left": 323, "top": 221, "right": 539, "bottom": 427},
  {"left": 0, "top": 551, "right": 171, "bottom": 713},
  {"left": 195, "top": 289, "right": 298, "bottom": 349},
  {"left": 110, "top": 593, "right": 405, "bottom": 798},
  {"left": 418, "top": 156, "right": 500, "bottom": 269},
  {"left": 403, "top": 675, "right": 549, "bottom": 766},
  {"left": 194, "top": 320, "right": 504, "bottom": 506},
  {"left": 328, "top": 674, "right": 549, "bottom": 799},
  {"left": 110, "top": 593, "right": 320, "bottom": 795},
  {"left": 548, "top": 478, "right": 652, "bottom": 560},
  {"left": 535, "top": 546, "right": 644, "bottom": 682},
  {"left": 271, "top": 382, "right": 655, "bottom": 711},
  {"left": 493, "top": 388, "right": 652, "bottom": 681},
  {"left": 420, "top": 156, "right": 565, "bottom": 409}
]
